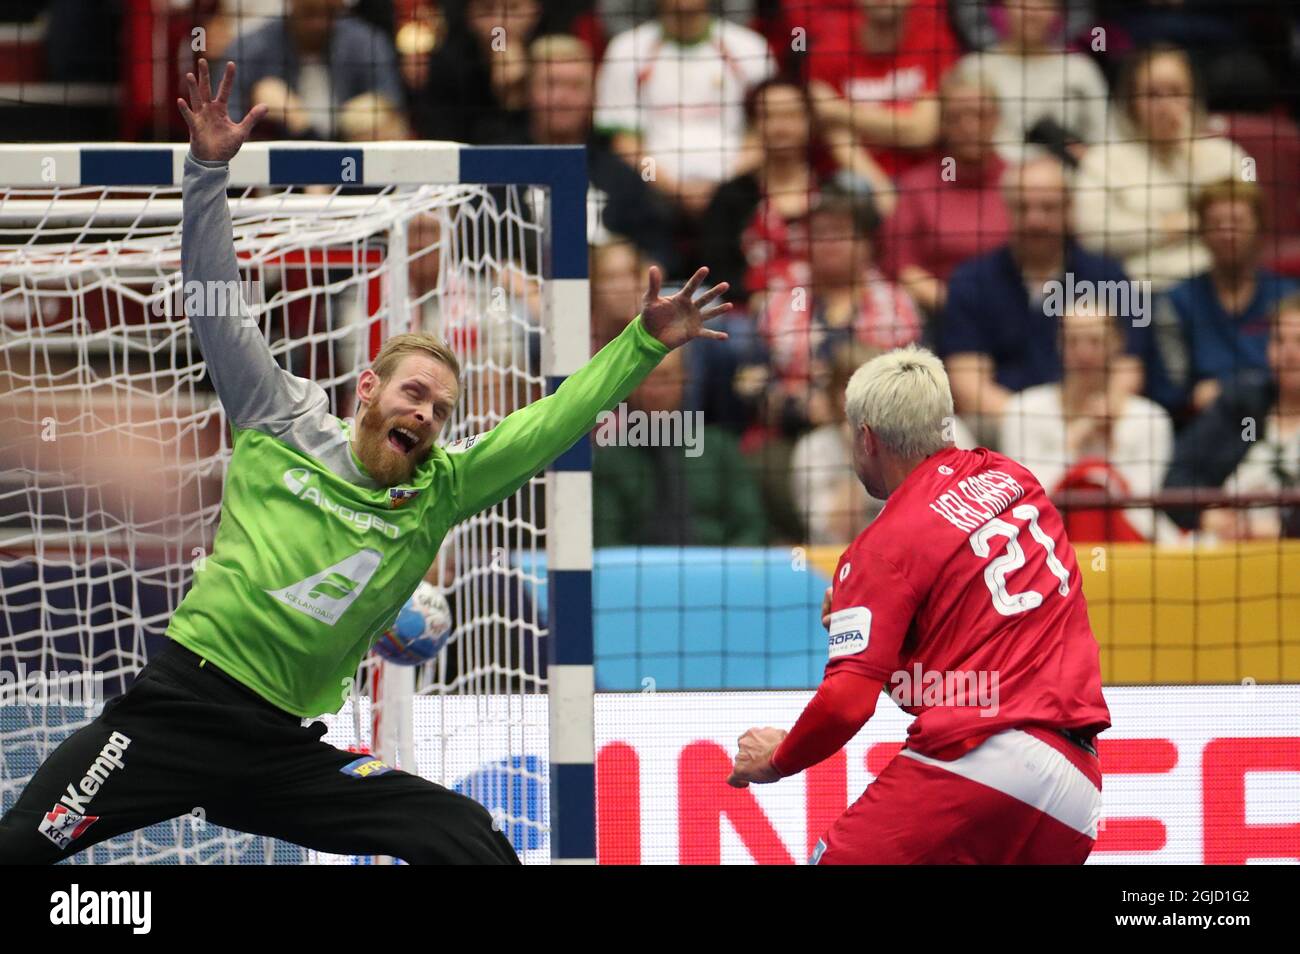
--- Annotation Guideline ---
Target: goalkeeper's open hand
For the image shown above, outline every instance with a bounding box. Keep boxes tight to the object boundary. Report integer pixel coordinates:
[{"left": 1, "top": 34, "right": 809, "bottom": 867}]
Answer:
[
  {"left": 177, "top": 58, "right": 268, "bottom": 163},
  {"left": 639, "top": 265, "right": 732, "bottom": 351},
  {"left": 726, "top": 726, "right": 788, "bottom": 788}
]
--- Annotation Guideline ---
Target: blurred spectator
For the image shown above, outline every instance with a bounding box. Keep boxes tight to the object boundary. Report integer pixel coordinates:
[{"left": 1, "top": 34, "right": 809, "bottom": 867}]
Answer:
[
  {"left": 431, "top": 0, "right": 606, "bottom": 56},
  {"left": 412, "top": 0, "right": 542, "bottom": 143},
  {"left": 392, "top": 3, "right": 444, "bottom": 93},
  {"left": 1096, "top": 0, "right": 1282, "bottom": 112},
  {"left": 761, "top": 184, "right": 921, "bottom": 435},
  {"left": 790, "top": 341, "right": 880, "bottom": 544},
  {"left": 1165, "top": 294, "right": 1300, "bottom": 540},
  {"left": 500, "top": 35, "right": 678, "bottom": 268},
  {"left": 955, "top": 0, "right": 1110, "bottom": 163},
  {"left": 882, "top": 68, "right": 1011, "bottom": 319},
  {"left": 698, "top": 78, "right": 817, "bottom": 308},
  {"left": 592, "top": 348, "right": 767, "bottom": 545},
  {"left": 1152, "top": 178, "right": 1299, "bottom": 416},
  {"left": 599, "top": 0, "right": 755, "bottom": 40},
  {"left": 590, "top": 238, "right": 650, "bottom": 351},
  {"left": 698, "top": 77, "right": 894, "bottom": 309},
  {"left": 595, "top": 0, "right": 775, "bottom": 220},
  {"left": 947, "top": 0, "right": 1100, "bottom": 53},
  {"left": 1000, "top": 304, "right": 1176, "bottom": 542},
  {"left": 169, "top": 2, "right": 240, "bottom": 141},
  {"left": 683, "top": 308, "right": 770, "bottom": 435},
  {"left": 592, "top": 238, "right": 768, "bottom": 433},
  {"left": 181, "top": 2, "right": 240, "bottom": 68},
  {"left": 1073, "top": 45, "right": 1248, "bottom": 290},
  {"left": 941, "top": 156, "right": 1149, "bottom": 443},
  {"left": 220, "top": 0, "right": 408, "bottom": 140},
  {"left": 803, "top": 0, "right": 960, "bottom": 178}
]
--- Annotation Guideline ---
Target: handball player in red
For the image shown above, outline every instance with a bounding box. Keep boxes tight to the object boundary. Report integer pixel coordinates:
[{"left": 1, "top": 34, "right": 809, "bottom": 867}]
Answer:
[{"left": 727, "top": 346, "right": 1109, "bottom": 864}]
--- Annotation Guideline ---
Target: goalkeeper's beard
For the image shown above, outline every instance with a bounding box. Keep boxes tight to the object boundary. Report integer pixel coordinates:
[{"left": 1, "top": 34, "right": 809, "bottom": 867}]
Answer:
[{"left": 354, "top": 400, "right": 428, "bottom": 487}]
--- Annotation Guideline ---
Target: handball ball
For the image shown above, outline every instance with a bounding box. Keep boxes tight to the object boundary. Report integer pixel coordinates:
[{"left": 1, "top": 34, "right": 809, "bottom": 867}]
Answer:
[{"left": 372, "top": 581, "right": 454, "bottom": 665}]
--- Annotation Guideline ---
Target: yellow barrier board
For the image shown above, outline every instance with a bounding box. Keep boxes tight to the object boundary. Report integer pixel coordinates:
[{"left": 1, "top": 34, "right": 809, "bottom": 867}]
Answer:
[{"left": 807, "top": 542, "right": 1300, "bottom": 685}]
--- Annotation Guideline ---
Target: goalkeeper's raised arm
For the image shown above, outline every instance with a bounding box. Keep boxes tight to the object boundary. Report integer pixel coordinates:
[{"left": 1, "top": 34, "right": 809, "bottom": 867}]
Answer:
[
  {"left": 177, "top": 58, "right": 308, "bottom": 429},
  {"left": 444, "top": 265, "right": 732, "bottom": 523}
]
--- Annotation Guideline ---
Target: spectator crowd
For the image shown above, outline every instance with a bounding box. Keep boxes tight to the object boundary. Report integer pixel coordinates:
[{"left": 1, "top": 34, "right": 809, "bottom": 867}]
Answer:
[{"left": 171, "top": 0, "right": 1300, "bottom": 546}]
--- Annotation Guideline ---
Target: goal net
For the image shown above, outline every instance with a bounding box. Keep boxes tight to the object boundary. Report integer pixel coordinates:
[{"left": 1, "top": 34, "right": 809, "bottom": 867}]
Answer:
[{"left": 0, "top": 143, "right": 578, "bottom": 864}]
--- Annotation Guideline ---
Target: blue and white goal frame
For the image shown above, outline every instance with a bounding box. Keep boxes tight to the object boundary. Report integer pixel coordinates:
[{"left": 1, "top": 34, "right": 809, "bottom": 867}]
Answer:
[{"left": 0, "top": 141, "right": 596, "bottom": 864}]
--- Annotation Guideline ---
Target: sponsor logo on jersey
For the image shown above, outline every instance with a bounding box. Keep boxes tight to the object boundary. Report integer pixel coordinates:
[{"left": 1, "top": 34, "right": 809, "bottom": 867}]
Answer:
[
  {"left": 283, "top": 468, "right": 401, "bottom": 538},
  {"left": 340, "top": 756, "right": 393, "bottom": 778},
  {"left": 838, "top": 562, "right": 852, "bottom": 583},
  {"left": 307, "top": 573, "right": 360, "bottom": 601},
  {"left": 266, "top": 548, "right": 382, "bottom": 625},
  {"left": 844, "top": 66, "right": 927, "bottom": 105},
  {"left": 388, "top": 487, "right": 420, "bottom": 509},
  {"left": 442, "top": 433, "right": 481, "bottom": 454},
  {"left": 827, "top": 606, "right": 871, "bottom": 658},
  {"left": 38, "top": 804, "right": 100, "bottom": 850},
  {"left": 283, "top": 467, "right": 311, "bottom": 495}
]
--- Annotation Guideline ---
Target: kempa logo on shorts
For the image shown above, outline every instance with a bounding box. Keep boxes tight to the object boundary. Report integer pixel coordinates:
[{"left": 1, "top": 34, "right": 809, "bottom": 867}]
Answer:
[
  {"left": 40, "top": 732, "right": 132, "bottom": 850},
  {"left": 283, "top": 467, "right": 401, "bottom": 539},
  {"left": 60, "top": 731, "right": 131, "bottom": 815},
  {"left": 50, "top": 884, "right": 151, "bottom": 934}
]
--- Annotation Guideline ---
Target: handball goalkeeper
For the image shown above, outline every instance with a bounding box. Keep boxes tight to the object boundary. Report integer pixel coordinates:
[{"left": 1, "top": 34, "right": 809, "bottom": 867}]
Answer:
[{"left": 0, "top": 59, "right": 731, "bottom": 864}]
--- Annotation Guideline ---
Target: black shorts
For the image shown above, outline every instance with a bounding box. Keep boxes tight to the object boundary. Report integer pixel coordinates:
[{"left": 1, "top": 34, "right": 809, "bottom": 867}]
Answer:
[{"left": 0, "top": 642, "right": 519, "bottom": 865}]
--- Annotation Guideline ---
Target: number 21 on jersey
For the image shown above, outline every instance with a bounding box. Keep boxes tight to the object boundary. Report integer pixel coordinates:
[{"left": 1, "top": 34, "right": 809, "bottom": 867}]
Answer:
[{"left": 968, "top": 503, "right": 1071, "bottom": 617}]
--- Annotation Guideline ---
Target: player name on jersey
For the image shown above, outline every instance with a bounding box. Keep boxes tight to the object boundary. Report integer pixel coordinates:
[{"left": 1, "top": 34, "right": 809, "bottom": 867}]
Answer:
[{"left": 927, "top": 469, "right": 1028, "bottom": 532}]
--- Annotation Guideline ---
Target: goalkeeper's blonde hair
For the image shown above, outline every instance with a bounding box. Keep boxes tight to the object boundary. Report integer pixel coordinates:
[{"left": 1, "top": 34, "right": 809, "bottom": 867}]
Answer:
[
  {"left": 844, "top": 346, "right": 953, "bottom": 460},
  {"left": 370, "top": 333, "right": 461, "bottom": 387}
]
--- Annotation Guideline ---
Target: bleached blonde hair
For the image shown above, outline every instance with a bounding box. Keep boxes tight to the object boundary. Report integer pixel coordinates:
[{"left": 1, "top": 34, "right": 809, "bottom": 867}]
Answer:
[{"left": 844, "top": 346, "right": 953, "bottom": 460}]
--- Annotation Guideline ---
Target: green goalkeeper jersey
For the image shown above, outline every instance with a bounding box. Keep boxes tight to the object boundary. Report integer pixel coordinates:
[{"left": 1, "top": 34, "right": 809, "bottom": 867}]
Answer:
[{"left": 169, "top": 154, "right": 667, "bottom": 718}]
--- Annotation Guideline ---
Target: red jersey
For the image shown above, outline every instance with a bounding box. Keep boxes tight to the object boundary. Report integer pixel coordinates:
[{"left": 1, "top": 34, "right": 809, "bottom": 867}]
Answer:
[
  {"left": 821, "top": 446, "right": 1111, "bottom": 758},
  {"left": 802, "top": 0, "right": 959, "bottom": 177}
]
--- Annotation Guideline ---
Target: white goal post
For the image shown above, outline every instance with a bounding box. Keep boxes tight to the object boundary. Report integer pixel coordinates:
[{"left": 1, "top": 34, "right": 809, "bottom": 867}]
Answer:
[{"left": 0, "top": 141, "right": 595, "bottom": 864}]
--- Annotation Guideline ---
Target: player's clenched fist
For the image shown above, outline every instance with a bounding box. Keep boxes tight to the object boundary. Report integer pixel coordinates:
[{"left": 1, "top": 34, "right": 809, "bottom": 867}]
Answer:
[
  {"left": 726, "top": 726, "right": 788, "bottom": 788},
  {"left": 821, "top": 585, "right": 833, "bottom": 630}
]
